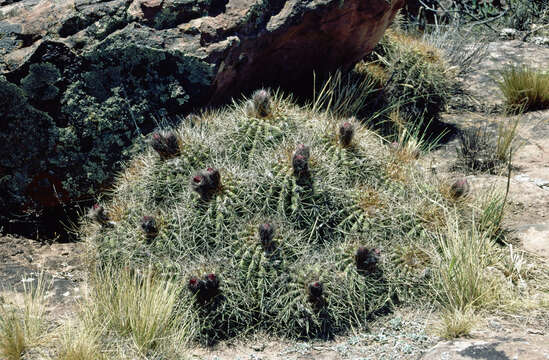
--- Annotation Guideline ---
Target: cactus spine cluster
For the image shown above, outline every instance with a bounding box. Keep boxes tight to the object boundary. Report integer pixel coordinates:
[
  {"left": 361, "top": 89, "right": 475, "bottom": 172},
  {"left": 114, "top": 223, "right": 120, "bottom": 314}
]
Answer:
[
  {"left": 141, "top": 216, "right": 158, "bottom": 239},
  {"left": 246, "top": 89, "right": 273, "bottom": 118},
  {"left": 355, "top": 246, "right": 380, "bottom": 274},
  {"left": 88, "top": 203, "right": 109, "bottom": 226},
  {"left": 191, "top": 167, "right": 222, "bottom": 200},
  {"left": 151, "top": 130, "right": 180, "bottom": 160},
  {"left": 339, "top": 120, "right": 355, "bottom": 147}
]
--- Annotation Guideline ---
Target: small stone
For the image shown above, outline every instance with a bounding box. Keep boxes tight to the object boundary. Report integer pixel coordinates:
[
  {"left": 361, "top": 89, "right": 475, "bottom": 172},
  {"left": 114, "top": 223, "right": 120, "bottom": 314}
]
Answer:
[
  {"left": 533, "top": 178, "right": 549, "bottom": 188},
  {"left": 531, "top": 36, "right": 549, "bottom": 46},
  {"left": 489, "top": 320, "right": 501, "bottom": 329},
  {"left": 514, "top": 174, "right": 531, "bottom": 183},
  {"left": 499, "top": 28, "right": 518, "bottom": 39}
]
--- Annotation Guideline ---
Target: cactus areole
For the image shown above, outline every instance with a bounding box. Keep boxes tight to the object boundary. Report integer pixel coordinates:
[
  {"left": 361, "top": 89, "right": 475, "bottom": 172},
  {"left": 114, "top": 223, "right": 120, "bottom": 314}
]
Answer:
[
  {"left": 188, "top": 273, "right": 220, "bottom": 304},
  {"left": 191, "top": 168, "right": 222, "bottom": 200},
  {"left": 355, "top": 246, "right": 380, "bottom": 274},
  {"left": 308, "top": 281, "right": 323, "bottom": 299},
  {"left": 450, "top": 177, "right": 470, "bottom": 199},
  {"left": 141, "top": 215, "right": 158, "bottom": 238},
  {"left": 259, "top": 222, "right": 275, "bottom": 250},
  {"left": 339, "top": 121, "right": 355, "bottom": 147}
]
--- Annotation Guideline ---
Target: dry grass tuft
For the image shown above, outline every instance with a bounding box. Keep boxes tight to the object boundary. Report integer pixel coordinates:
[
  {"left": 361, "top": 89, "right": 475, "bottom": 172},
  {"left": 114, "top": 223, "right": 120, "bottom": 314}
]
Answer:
[
  {"left": 384, "top": 29, "right": 443, "bottom": 64},
  {"left": 0, "top": 275, "right": 48, "bottom": 360},
  {"left": 435, "top": 307, "right": 477, "bottom": 339},
  {"left": 85, "top": 266, "right": 189, "bottom": 353},
  {"left": 498, "top": 65, "right": 549, "bottom": 113},
  {"left": 56, "top": 321, "right": 105, "bottom": 360}
]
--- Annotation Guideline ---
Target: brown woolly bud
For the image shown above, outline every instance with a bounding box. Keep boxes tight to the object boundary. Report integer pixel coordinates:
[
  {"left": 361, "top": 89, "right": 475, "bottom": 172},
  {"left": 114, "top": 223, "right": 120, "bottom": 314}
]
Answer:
[
  {"left": 339, "top": 121, "right": 355, "bottom": 147},
  {"left": 191, "top": 168, "right": 221, "bottom": 200},
  {"left": 188, "top": 276, "right": 204, "bottom": 295},
  {"left": 88, "top": 203, "right": 109, "bottom": 225},
  {"left": 188, "top": 273, "right": 219, "bottom": 303},
  {"left": 205, "top": 167, "right": 221, "bottom": 190},
  {"left": 141, "top": 216, "right": 158, "bottom": 239},
  {"left": 204, "top": 273, "right": 219, "bottom": 292},
  {"left": 292, "top": 154, "right": 309, "bottom": 178},
  {"left": 258, "top": 223, "right": 275, "bottom": 250},
  {"left": 191, "top": 173, "right": 208, "bottom": 199},
  {"left": 308, "top": 281, "right": 323, "bottom": 299},
  {"left": 151, "top": 130, "right": 180, "bottom": 159},
  {"left": 294, "top": 143, "right": 310, "bottom": 160},
  {"left": 292, "top": 144, "right": 310, "bottom": 181},
  {"left": 252, "top": 89, "right": 272, "bottom": 117},
  {"left": 201, "top": 273, "right": 220, "bottom": 302},
  {"left": 450, "top": 177, "right": 470, "bottom": 199},
  {"left": 355, "top": 247, "right": 380, "bottom": 273}
]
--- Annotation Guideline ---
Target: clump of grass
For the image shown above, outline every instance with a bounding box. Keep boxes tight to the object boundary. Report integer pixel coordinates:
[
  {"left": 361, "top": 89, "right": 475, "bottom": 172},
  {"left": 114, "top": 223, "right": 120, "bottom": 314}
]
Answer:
[
  {"left": 86, "top": 266, "right": 188, "bottom": 353},
  {"left": 498, "top": 65, "right": 549, "bottom": 113},
  {"left": 455, "top": 115, "right": 520, "bottom": 174},
  {"left": 56, "top": 321, "right": 105, "bottom": 360},
  {"left": 435, "top": 307, "right": 477, "bottom": 339},
  {"left": 432, "top": 221, "right": 502, "bottom": 312},
  {"left": 0, "top": 310, "right": 26, "bottom": 360},
  {"left": 312, "top": 70, "right": 381, "bottom": 118},
  {"left": 0, "top": 275, "right": 48, "bottom": 360},
  {"left": 429, "top": 208, "right": 521, "bottom": 339}
]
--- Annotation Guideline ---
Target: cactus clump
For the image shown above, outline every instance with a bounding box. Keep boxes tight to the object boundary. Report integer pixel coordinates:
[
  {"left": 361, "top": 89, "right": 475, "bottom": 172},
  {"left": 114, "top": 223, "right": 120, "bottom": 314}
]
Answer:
[
  {"left": 88, "top": 204, "right": 109, "bottom": 226},
  {"left": 339, "top": 120, "right": 355, "bottom": 147},
  {"left": 151, "top": 130, "right": 180, "bottom": 160},
  {"left": 191, "top": 167, "right": 222, "bottom": 200},
  {"left": 84, "top": 90, "right": 487, "bottom": 343},
  {"left": 450, "top": 177, "right": 470, "bottom": 199},
  {"left": 141, "top": 216, "right": 158, "bottom": 239},
  {"left": 355, "top": 247, "right": 380, "bottom": 274}
]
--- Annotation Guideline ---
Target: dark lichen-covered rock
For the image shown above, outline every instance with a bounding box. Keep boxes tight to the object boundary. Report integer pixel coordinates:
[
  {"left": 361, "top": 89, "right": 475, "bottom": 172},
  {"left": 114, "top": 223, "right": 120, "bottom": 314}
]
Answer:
[{"left": 0, "top": 0, "right": 404, "bottom": 237}]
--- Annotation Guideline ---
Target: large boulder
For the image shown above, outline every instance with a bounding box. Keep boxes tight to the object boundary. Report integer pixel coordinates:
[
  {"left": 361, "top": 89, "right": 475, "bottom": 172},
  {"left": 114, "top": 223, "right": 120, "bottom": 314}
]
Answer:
[{"left": 0, "top": 0, "right": 404, "bottom": 237}]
